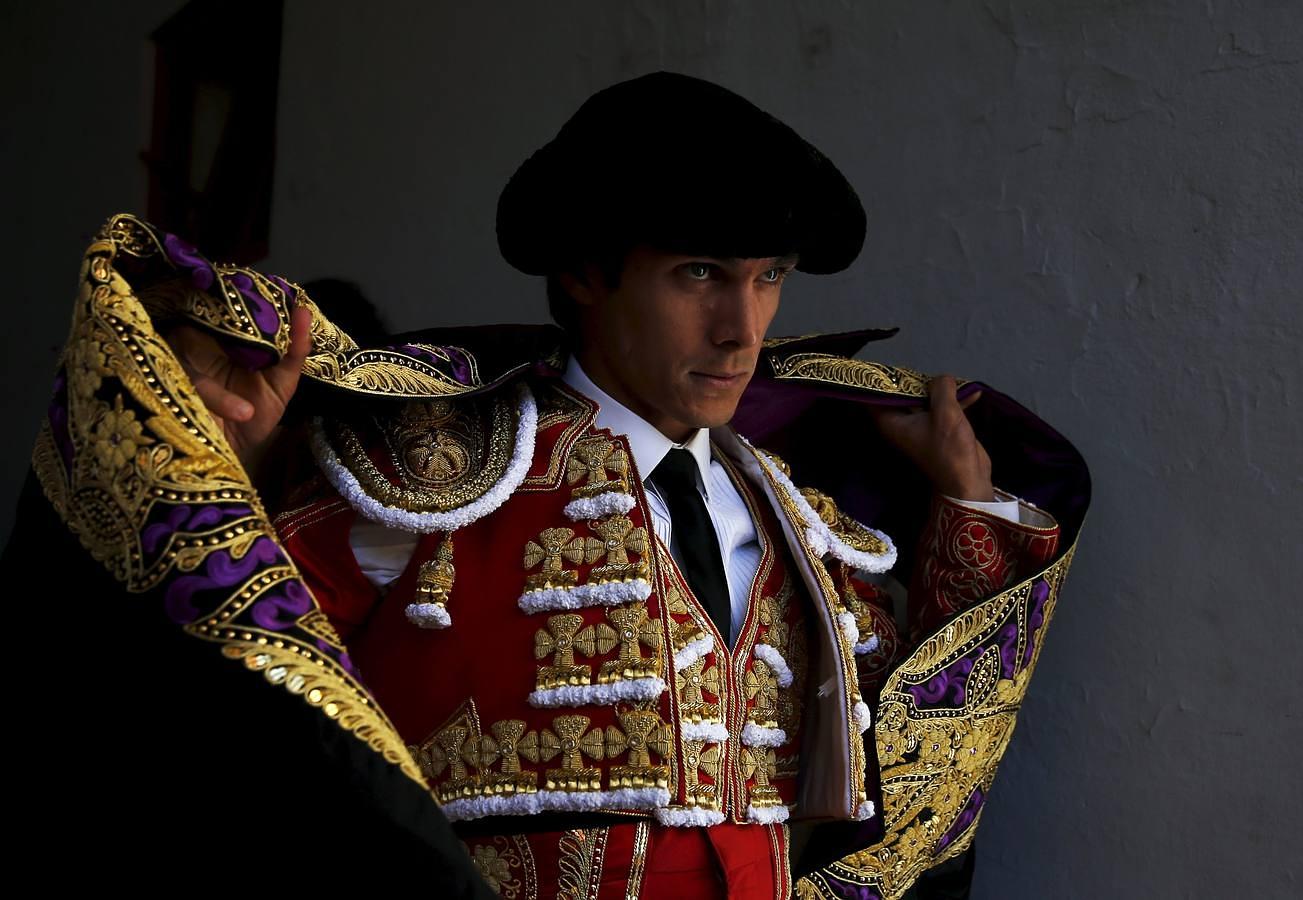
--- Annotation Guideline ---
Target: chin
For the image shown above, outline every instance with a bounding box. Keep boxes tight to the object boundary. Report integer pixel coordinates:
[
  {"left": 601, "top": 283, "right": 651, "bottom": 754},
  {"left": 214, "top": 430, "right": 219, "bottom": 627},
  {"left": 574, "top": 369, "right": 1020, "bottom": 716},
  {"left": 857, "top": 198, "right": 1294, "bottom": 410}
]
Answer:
[{"left": 692, "top": 402, "right": 742, "bottom": 430}]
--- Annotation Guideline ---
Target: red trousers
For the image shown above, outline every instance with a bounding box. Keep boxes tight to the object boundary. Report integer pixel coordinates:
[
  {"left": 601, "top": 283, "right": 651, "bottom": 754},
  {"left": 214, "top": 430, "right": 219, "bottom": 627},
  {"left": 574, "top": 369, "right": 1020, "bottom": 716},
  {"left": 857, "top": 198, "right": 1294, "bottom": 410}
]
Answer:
[{"left": 461, "top": 821, "right": 791, "bottom": 898}]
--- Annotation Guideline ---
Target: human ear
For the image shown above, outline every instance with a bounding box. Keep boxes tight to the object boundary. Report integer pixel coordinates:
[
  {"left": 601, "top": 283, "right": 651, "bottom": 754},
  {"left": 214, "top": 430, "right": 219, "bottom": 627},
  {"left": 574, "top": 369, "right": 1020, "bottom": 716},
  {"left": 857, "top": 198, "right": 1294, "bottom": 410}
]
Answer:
[
  {"left": 560, "top": 264, "right": 613, "bottom": 307},
  {"left": 559, "top": 270, "right": 596, "bottom": 307}
]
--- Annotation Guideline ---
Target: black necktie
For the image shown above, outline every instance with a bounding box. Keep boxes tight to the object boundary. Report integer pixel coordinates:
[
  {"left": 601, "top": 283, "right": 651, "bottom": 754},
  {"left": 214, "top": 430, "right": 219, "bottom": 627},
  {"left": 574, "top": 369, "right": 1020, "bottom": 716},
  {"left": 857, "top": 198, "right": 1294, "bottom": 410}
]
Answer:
[{"left": 650, "top": 448, "right": 732, "bottom": 641}]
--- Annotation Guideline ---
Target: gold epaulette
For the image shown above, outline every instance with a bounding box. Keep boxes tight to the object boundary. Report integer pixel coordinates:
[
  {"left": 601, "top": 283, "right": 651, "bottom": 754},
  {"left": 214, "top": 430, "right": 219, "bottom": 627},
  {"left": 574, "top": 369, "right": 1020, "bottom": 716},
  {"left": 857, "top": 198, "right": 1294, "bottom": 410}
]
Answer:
[
  {"left": 798, "top": 486, "right": 893, "bottom": 559},
  {"left": 310, "top": 384, "right": 539, "bottom": 532}
]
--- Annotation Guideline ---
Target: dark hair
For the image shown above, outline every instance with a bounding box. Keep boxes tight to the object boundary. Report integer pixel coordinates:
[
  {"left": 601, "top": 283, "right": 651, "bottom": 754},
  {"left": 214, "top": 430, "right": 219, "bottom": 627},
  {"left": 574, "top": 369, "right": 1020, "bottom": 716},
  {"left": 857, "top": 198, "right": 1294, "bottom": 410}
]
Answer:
[{"left": 544, "top": 248, "right": 629, "bottom": 336}]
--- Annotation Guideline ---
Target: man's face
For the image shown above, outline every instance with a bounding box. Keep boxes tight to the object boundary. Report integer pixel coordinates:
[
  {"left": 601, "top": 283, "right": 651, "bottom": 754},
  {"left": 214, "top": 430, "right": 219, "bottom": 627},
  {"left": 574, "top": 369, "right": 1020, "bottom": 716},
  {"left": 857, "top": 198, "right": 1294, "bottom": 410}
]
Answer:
[{"left": 568, "top": 245, "right": 796, "bottom": 442}]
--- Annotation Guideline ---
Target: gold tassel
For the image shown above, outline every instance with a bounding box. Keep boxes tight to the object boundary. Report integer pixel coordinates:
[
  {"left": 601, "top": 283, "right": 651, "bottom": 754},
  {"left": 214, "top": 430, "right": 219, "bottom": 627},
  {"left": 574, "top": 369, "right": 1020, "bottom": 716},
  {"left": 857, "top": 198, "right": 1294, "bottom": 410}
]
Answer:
[{"left": 416, "top": 535, "right": 456, "bottom": 608}]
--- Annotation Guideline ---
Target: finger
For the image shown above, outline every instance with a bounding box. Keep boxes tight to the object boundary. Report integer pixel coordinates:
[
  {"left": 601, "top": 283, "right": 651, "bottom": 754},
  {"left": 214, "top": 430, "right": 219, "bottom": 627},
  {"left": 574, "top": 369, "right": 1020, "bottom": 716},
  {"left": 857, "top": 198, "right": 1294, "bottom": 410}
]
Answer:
[
  {"left": 266, "top": 305, "right": 313, "bottom": 397},
  {"left": 286, "top": 304, "right": 313, "bottom": 361},
  {"left": 191, "top": 373, "right": 254, "bottom": 422},
  {"left": 958, "top": 389, "right": 983, "bottom": 411},
  {"left": 928, "top": 375, "right": 960, "bottom": 416}
]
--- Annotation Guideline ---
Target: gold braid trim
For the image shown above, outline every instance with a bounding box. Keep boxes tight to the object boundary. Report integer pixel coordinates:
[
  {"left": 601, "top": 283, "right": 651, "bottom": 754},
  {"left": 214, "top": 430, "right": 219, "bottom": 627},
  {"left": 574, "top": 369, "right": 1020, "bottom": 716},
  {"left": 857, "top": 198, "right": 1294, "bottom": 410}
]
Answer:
[
  {"left": 217, "top": 640, "right": 423, "bottom": 780},
  {"left": 795, "top": 542, "right": 1079, "bottom": 900},
  {"left": 32, "top": 213, "right": 423, "bottom": 788},
  {"left": 767, "top": 352, "right": 969, "bottom": 398}
]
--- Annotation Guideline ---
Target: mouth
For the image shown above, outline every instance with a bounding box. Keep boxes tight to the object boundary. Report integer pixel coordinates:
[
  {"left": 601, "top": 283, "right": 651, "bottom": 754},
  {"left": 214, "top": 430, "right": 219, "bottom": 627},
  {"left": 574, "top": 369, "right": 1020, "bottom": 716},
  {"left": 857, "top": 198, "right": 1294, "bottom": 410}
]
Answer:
[{"left": 690, "top": 371, "right": 749, "bottom": 387}]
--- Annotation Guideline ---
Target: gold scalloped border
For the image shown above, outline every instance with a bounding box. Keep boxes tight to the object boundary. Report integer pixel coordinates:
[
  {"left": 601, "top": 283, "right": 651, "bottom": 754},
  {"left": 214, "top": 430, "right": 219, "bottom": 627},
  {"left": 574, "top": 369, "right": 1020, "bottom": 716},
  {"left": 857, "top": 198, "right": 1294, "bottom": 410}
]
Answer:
[{"left": 795, "top": 541, "right": 1078, "bottom": 900}]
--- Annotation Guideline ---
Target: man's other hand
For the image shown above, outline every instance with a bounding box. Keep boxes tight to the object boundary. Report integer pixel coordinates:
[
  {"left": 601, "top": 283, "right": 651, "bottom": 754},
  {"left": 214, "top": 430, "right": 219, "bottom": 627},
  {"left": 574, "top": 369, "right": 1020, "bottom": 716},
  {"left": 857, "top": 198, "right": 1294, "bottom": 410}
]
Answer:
[
  {"left": 165, "top": 304, "right": 312, "bottom": 474},
  {"left": 869, "top": 375, "right": 994, "bottom": 502}
]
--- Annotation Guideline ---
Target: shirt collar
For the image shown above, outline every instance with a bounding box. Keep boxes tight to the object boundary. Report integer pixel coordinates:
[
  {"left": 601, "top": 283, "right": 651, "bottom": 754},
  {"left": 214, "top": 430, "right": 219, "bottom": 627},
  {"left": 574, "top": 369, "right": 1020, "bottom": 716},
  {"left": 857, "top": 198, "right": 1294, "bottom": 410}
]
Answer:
[{"left": 562, "top": 358, "right": 712, "bottom": 495}]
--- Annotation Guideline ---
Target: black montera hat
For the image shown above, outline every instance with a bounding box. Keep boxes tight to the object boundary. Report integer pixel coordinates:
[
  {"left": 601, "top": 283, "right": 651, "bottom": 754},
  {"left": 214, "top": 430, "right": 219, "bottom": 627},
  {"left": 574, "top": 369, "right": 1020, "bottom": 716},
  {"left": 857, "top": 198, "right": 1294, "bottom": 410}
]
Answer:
[{"left": 497, "top": 72, "right": 866, "bottom": 276}]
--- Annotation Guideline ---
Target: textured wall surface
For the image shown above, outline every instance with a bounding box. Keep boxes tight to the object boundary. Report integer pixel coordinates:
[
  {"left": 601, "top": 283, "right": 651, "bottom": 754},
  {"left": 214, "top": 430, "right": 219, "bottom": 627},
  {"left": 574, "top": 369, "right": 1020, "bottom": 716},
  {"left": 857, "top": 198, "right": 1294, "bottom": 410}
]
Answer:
[{"left": 4, "top": 2, "right": 1301, "bottom": 896}]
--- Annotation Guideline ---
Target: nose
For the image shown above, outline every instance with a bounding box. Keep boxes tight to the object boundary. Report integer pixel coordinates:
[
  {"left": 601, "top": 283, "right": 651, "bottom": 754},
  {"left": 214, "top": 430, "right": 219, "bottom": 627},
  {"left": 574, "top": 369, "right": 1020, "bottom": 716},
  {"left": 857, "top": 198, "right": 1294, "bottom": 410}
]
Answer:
[{"left": 707, "top": 281, "right": 765, "bottom": 351}]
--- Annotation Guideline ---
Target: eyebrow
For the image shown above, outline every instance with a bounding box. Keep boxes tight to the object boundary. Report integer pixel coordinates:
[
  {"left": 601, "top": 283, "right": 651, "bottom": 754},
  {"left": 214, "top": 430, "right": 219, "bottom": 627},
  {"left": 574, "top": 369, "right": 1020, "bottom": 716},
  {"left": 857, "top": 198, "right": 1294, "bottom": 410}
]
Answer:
[{"left": 702, "top": 254, "right": 800, "bottom": 268}]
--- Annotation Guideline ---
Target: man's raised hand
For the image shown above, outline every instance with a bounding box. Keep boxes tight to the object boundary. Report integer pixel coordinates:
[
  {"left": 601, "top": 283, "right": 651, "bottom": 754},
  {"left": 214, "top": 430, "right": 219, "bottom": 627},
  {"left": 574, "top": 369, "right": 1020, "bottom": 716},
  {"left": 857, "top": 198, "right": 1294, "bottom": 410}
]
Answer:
[
  {"left": 869, "top": 375, "right": 994, "bottom": 502},
  {"left": 166, "top": 304, "right": 313, "bottom": 472}
]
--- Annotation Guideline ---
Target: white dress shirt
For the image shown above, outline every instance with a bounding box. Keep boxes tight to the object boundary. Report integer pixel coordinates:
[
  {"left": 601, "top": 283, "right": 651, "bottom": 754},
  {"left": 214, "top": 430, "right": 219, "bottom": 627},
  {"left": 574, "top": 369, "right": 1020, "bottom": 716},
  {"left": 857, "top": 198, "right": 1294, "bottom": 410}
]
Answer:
[
  {"left": 562, "top": 361, "right": 762, "bottom": 644},
  {"left": 347, "top": 363, "right": 1026, "bottom": 642}
]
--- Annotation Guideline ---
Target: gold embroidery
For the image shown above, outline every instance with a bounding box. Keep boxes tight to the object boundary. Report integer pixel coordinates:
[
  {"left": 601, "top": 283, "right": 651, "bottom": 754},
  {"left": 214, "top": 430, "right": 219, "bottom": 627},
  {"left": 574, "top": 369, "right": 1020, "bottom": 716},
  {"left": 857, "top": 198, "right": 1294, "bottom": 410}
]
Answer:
[
  {"left": 302, "top": 341, "right": 484, "bottom": 398},
  {"left": 534, "top": 613, "right": 618, "bottom": 690},
  {"left": 767, "top": 353, "right": 937, "bottom": 398},
  {"left": 491, "top": 720, "right": 528, "bottom": 775},
  {"left": 416, "top": 534, "right": 456, "bottom": 607},
  {"left": 395, "top": 402, "right": 473, "bottom": 486},
  {"left": 468, "top": 837, "right": 534, "bottom": 899},
  {"left": 586, "top": 516, "right": 649, "bottom": 584},
  {"left": 522, "top": 383, "right": 592, "bottom": 491},
  {"left": 414, "top": 706, "right": 541, "bottom": 801},
  {"left": 294, "top": 607, "right": 345, "bottom": 649},
  {"left": 663, "top": 577, "right": 691, "bottom": 618},
  {"left": 519, "top": 715, "right": 606, "bottom": 791},
  {"left": 556, "top": 827, "right": 609, "bottom": 900},
  {"left": 625, "top": 821, "right": 650, "bottom": 900},
  {"left": 598, "top": 604, "right": 663, "bottom": 683},
  {"left": 35, "top": 215, "right": 422, "bottom": 787},
  {"left": 796, "top": 548, "right": 1079, "bottom": 900},
  {"left": 566, "top": 436, "right": 631, "bottom": 499},
  {"left": 523, "top": 527, "right": 585, "bottom": 591},
  {"left": 801, "top": 486, "right": 890, "bottom": 555},
  {"left": 678, "top": 656, "right": 722, "bottom": 722},
  {"left": 680, "top": 739, "right": 722, "bottom": 809},
  {"left": 325, "top": 390, "right": 519, "bottom": 512},
  {"left": 435, "top": 722, "right": 472, "bottom": 788},
  {"left": 745, "top": 657, "right": 780, "bottom": 728},
  {"left": 604, "top": 709, "right": 671, "bottom": 789},
  {"left": 742, "top": 747, "right": 783, "bottom": 808}
]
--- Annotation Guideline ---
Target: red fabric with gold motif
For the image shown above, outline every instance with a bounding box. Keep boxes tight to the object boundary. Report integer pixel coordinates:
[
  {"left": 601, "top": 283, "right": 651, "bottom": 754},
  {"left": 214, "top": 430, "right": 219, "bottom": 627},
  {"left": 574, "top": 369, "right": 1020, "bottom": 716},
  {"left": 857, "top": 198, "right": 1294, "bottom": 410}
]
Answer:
[
  {"left": 278, "top": 383, "right": 820, "bottom": 834},
  {"left": 909, "top": 493, "right": 1060, "bottom": 641},
  {"left": 459, "top": 821, "right": 791, "bottom": 899}
]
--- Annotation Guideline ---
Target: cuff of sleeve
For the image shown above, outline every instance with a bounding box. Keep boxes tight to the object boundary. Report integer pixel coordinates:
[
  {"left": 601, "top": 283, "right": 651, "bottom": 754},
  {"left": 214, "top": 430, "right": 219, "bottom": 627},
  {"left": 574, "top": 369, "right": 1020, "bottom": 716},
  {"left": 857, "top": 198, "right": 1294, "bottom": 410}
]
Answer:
[{"left": 943, "top": 489, "right": 1058, "bottom": 530}]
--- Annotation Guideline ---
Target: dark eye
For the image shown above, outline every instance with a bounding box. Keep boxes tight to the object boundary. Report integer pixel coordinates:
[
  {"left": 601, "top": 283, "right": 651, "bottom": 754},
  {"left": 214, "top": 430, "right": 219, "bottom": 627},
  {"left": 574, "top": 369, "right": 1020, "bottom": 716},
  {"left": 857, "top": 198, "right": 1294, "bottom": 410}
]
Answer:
[
  {"left": 760, "top": 268, "right": 786, "bottom": 284},
  {"left": 685, "top": 262, "right": 712, "bottom": 280}
]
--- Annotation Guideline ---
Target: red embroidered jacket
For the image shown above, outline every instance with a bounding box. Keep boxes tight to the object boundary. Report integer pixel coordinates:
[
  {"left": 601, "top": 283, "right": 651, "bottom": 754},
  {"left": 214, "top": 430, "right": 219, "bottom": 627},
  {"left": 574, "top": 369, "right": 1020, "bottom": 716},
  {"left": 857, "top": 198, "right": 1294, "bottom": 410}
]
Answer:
[{"left": 276, "top": 377, "right": 1059, "bottom": 837}]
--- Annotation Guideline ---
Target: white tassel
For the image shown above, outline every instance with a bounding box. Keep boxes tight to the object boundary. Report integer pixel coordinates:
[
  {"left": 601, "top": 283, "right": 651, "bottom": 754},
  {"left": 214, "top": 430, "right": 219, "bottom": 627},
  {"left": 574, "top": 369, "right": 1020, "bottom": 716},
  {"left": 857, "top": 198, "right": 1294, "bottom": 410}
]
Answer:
[
  {"left": 673, "top": 635, "right": 715, "bottom": 672},
  {"left": 517, "top": 578, "right": 652, "bottom": 613},
  {"left": 311, "top": 384, "right": 538, "bottom": 534},
  {"left": 440, "top": 786, "right": 670, "bottom": 823},
  {"left": 654, "top": 807, "right": 727, "bottom": 827},
  {"left": 404, "top": 602, "right": 451, "bottom": 629},
  {"left": 853, "top": 700, "right": 873, "bottom": 733},
  {"left": 855, "top": 800, "right": 877, "bottom": 820},
  {"left": 528, "top": 677, "right": 666, "bottom": 709},
  {"left": 837, "top": 611, "right": 861, "bottom": 647},
  {"left": 680, "top": 720, "right": 729, "bottom": 742},
  {"left": 563, "top": 491, "right": 636, "bottom": 521},
  {"left": 746, "top": 804, "right": 791, "bottom": 824},
  {"left": 753, "top": 643, "right": 794, "bottom": 688},
  {"left": 741, "top": 722, "right": 788, "bottom": 748},
  {"left": 854, "top": 634, "right": 881, "bottom": 655}
]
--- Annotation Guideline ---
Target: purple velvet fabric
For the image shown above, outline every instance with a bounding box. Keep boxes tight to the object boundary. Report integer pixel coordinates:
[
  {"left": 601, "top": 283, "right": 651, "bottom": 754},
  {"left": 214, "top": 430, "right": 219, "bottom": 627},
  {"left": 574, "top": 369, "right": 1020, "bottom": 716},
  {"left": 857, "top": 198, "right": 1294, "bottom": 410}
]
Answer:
[
  {"left": 141, "top": 503, "right": 253, "bottom": 556},
  {"left": 162, "top": 233, "right": 216, "bottom": 291},
  {"left": 162, "top": 536, "right": 284, "bottom": 624},
  {"left": 317, "top": 639, "right": 357, "bottom": 676},
  {"left": 906, "top": 646, "right": 982, "bottom": 709},
  {"left": 938, "top": 788, "right": 985, "bottom": 851},
  {"left": 251, "top": 580, "right": 314, "bottom": 631},
  {"left": 225, "top": 271, "right": 280, "bottom": 337},
  {"left": 818, "top": 878, "right": 886, "bottom": 900},
  {"left": 393, "top": 343, "right": 477, "bottom": 386}
]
